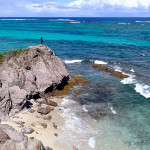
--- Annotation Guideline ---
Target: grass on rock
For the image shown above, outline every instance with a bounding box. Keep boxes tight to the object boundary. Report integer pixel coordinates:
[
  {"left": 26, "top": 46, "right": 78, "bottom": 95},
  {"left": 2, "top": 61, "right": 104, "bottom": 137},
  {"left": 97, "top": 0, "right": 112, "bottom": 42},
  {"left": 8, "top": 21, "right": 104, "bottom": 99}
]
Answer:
[{"left": 0, "top": 48, "right": 26, "bottom": 66}]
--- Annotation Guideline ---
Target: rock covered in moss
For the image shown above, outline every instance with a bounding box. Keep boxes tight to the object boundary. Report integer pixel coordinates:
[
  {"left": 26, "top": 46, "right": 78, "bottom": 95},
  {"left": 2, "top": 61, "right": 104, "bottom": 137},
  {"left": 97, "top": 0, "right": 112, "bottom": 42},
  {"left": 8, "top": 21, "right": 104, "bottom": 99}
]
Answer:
[{"left": 0, "top": 44, "right": 68, "bottom": 116}]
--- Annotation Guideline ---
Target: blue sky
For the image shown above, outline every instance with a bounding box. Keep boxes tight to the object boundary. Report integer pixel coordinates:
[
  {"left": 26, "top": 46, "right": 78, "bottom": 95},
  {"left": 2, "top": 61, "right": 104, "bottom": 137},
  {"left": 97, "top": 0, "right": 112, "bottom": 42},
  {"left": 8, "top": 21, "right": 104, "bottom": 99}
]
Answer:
[{"left": 0, "top": 0, "right": 150, "bottom": 17}]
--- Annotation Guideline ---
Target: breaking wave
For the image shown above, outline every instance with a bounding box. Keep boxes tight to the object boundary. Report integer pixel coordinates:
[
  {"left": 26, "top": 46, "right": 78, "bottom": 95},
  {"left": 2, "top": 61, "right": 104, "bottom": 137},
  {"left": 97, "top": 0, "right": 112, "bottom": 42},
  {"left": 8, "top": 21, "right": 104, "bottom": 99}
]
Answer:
[
  {"left": 0, "top": 19, "right": 38, "bottom": 20},
  {"left": 63, "top": 60, "right": 82, "bottom": 64},
  {"left": 94, "top": 60, "right": 108, "bottom": 65},
  {"left": 59, "top": 97, "right": 99, "bottom": 149},
  {"left": 114, "top": 65, "right": 150, "bottom": 98}
]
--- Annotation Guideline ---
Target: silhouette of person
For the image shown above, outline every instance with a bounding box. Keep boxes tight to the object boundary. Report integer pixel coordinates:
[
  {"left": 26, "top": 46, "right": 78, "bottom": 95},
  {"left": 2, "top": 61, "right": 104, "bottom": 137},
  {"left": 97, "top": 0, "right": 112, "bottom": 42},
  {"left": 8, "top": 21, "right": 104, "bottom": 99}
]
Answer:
[{"left": 41, "top": 37, "right": 43, "bottom": 44}]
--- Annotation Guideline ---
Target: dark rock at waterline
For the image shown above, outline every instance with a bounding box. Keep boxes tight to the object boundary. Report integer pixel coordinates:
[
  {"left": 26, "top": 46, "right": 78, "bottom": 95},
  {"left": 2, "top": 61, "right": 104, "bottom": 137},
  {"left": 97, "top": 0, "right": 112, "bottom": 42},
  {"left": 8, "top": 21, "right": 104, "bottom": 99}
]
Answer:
[{"left": 0, "top": 44, "right": 68, "bottom": 116}]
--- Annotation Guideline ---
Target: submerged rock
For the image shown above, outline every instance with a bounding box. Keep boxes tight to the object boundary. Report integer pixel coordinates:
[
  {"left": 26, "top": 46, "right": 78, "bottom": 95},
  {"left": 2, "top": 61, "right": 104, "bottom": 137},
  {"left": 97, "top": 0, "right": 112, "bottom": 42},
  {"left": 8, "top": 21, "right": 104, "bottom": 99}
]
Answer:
[
  {"left": 50, "top": 75, "right": 86, "bottom": 96},
  {"left": 92, "top": 63, "right": 130, "bottom": 79},
  {"left": 92, "top": 64, "right": 101, "bottom": 68},
  {"left": 0, "top": 44, "right": 68, "bottom": 116}
]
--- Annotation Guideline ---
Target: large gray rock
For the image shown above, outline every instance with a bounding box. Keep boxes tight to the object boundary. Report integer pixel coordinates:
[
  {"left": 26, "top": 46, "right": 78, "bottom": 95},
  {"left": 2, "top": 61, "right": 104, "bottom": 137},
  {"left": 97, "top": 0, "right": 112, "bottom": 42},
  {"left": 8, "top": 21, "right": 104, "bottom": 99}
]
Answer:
[
  {"left": 21, "top": 126, "right": 34, "bottom": 134},
  {"left": 0, "top": 45, "right": 68, "bottom": 115},
  {"left": 0, "top": 138, "right": 48, "bottom": 150},
  {"left": 0, "top": 124, "right": 50, "bottom": 150}
]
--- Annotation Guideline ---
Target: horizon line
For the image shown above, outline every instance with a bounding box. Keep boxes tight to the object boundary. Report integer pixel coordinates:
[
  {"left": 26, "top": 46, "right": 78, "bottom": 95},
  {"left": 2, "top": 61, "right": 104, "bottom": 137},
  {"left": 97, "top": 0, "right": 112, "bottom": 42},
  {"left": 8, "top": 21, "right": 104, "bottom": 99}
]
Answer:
[{"left": 0, "top": 16, "right": 150, "bottom": 18}]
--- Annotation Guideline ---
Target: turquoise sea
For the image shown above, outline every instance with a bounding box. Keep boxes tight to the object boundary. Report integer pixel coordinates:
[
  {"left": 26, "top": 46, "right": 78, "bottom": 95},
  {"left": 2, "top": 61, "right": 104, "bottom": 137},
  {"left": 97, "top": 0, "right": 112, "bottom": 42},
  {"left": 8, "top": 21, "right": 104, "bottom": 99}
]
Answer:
[{"left": 0, "top": 17, "right": 150, "bottom": 150}]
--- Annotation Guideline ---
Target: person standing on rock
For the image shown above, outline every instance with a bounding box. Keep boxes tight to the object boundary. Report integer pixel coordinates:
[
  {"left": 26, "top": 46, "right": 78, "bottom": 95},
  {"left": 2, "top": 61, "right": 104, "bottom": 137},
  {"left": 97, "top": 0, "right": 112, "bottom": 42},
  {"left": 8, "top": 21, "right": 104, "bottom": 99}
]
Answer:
[{"left": 41, "top": 37, "right": 43, "bottom": 44}]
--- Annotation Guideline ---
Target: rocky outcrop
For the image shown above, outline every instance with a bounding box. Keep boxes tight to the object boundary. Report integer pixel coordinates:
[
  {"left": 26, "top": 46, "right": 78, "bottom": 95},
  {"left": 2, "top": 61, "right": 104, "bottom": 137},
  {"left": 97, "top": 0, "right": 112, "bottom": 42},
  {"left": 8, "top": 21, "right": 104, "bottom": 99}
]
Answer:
[
  {"left": 0, "top": 44, "right": 68, "bottom": 116},
  {"left": 0, "top": 124, "right": 49, "bottom": 150}
]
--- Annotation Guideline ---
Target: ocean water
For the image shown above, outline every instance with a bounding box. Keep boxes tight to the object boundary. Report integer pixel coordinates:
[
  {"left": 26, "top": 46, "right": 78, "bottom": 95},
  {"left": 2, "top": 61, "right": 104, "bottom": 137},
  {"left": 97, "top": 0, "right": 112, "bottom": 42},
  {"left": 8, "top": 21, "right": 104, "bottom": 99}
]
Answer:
[{"left": 1, "top": 17, "right": 150, "bottom": 150}]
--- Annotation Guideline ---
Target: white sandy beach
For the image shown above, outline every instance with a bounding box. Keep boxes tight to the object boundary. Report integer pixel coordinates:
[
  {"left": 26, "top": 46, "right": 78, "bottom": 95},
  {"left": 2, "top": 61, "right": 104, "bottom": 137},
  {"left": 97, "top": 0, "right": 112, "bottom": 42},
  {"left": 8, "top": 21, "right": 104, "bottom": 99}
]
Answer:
[{"left": 1, "top": 96, "right": 68, "bottom": 150}]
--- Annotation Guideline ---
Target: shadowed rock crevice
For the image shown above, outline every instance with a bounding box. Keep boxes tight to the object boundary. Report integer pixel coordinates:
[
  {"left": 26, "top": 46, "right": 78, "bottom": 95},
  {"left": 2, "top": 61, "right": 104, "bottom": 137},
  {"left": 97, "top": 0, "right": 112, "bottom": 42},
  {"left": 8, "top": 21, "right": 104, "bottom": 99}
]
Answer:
[
  {"left": 56, "top": 76, "right": 70, "bottom": 91},
  {"left": 44, "top": 76, "right": 70, "bottom": 94},
  {"left": 28, "top": 92, "right": 41, "bottom": 100},
  {"left": 21, "top": 101, "right": 33, "bottom": 109}
]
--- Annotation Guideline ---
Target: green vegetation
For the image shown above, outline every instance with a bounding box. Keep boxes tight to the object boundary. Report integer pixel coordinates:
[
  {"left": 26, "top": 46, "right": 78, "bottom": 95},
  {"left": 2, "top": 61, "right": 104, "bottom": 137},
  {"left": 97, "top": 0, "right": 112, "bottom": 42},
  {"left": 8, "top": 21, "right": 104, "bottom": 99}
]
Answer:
[
  {"left": 0, "top": 54, "right": 5, "bottom": 66},
  {"left": 0, "top": 48, "right": 26, "bottom": 66}
]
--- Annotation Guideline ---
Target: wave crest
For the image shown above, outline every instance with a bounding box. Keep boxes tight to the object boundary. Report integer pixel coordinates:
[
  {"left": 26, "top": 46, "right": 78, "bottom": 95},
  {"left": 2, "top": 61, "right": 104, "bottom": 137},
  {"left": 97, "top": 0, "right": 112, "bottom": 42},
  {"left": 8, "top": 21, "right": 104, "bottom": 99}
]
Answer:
[{"left": 64, "top": 60, "right": 82, "bottom": 64}]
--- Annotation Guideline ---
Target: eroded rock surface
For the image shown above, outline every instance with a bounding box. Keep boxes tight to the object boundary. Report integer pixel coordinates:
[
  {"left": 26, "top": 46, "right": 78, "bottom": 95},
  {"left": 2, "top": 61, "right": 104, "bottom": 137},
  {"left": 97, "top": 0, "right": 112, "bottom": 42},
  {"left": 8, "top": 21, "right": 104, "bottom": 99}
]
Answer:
[
  {"left": 0, "top": 45, "right": 68, "bottom": 116},
  {"left": 0, "top": 124, "right": 48, "bottom": 150}
]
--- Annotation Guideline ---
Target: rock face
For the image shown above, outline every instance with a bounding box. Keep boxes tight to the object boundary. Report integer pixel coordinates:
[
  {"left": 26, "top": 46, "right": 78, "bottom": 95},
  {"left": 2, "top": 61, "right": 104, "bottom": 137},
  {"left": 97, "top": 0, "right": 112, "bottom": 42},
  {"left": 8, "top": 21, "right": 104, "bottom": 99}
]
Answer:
[
  {"left": 0, "top": 45, "right": 68, "bottom": 116},
  {"left": 0, "top": 124, "right": 49, "bottom": 150}
]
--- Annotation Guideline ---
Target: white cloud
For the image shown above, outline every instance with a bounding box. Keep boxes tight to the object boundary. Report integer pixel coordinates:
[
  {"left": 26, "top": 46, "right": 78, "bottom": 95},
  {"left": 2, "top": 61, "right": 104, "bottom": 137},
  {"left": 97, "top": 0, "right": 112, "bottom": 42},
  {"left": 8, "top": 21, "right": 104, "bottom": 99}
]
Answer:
[
  {"left": 24, "top": 0, "right": 150, "bottom": 16},
  {"left": 26, "top": 1, "right": 75, "bottom": 13},
  {"left": 26, "top": 0, "right": 150, "bottom": 13},
  {"left": 68, "top": 0, "right": 150, "bottom": 9}
]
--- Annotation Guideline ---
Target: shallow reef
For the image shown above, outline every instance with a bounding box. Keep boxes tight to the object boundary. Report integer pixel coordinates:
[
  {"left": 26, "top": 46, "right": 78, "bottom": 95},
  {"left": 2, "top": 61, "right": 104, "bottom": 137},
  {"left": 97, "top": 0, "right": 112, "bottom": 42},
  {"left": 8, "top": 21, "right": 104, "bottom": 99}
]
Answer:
[
  {"left": 50, "top": 75, "right": 86, "bottom": 96},
  {"left": 93, "top": 63, "right": 129, "bottom": 79}
]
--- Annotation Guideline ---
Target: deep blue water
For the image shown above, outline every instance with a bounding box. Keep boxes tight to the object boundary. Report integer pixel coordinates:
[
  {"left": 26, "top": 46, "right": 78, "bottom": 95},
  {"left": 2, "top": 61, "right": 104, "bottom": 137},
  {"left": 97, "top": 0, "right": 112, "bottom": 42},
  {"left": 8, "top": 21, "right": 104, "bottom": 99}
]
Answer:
[{"left": 0, "top": 17, "right": 150, "bottom": 150}]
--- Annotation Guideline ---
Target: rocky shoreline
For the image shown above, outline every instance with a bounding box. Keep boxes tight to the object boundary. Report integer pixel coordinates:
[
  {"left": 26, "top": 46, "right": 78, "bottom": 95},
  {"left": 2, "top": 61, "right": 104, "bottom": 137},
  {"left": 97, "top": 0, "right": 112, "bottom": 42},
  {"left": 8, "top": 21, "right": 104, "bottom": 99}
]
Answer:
[
  {"left": 1, "top": 96, "right": 66, "bottom": 150},
  {"left": 0, "top": 45, "right": 70, "bottom": 150}
]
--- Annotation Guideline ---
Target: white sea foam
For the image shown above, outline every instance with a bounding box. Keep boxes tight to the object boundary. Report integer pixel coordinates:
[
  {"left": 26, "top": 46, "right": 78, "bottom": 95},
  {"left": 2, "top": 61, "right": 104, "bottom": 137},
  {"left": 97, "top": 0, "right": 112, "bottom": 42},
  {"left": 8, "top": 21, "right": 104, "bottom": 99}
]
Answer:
[
  {"left": 121, "top": 74, "right": 150, "bottom": 98},
  {"left": 114, "top": 66, "right": 122, "bottom": 72},
  {"left": 130, "top": 69, "right": 135, "bottom": 73},
  {"left": 0, "top": 19, "right": 38, "bottom": 20},
  {"left": 94, "top": 60, "right": 107, "bottom": 65},
  {"left": 118, "top": 23, "right": 130, "bottom": 25},
  {"left": 57, "top": 19, "right": 75, "bottom": 21},
  {"left": 136, "top": 21, "right": 143, "bottom": 22},
  {"left": 136, "top": 21, "right": 150, "bottom": 23},
  {"left": 0, "top": 19, "right": 26, "bottom": 20},
  {"left": 114, "top": 65, "right": 136, "bottom": 84},
  {"left": 64, "top": 60, "right": 82, "bottom": 64},
  {"left": 108, "top": 103, "right": 117, "bottom": 115},
  {"left": 83, "top": 105, "right": 89, "bottom": 112},
  {"left": 70, "top": 21, "right": 80, "bottom": 24},
  {"left": 114, "top": 65, "right": 150, "bottom": 99},
  {"left": 141, "top": 53, "right": 146, "bottom": 56},
  {"left": 121, "top": 73, "right": 136, "bottom": 84},
  {"left": 110, "top": 107, "right": 117, "bottom": 115},
  {"left": 135, "top": 84, "right": 150, "bottom": 98},
  {"left": 88, "top": 137, "right": 96, "bottom": 149},
  {"left": 61, "top": 97, "right": 75, "bottom": 105},
  {"left": 60, "top": 97, "right": 99, "bottom": 149}
]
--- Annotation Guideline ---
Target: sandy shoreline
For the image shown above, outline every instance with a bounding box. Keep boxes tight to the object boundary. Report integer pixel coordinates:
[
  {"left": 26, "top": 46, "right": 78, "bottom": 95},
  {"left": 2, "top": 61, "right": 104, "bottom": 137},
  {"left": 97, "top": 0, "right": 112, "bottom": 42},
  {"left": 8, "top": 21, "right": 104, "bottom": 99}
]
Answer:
[
  {"left": 1, "top": 96, "right": 68, "bottom": 150},
  {"left": 1, "top": 95, "right": 98, "bottom": 150}
]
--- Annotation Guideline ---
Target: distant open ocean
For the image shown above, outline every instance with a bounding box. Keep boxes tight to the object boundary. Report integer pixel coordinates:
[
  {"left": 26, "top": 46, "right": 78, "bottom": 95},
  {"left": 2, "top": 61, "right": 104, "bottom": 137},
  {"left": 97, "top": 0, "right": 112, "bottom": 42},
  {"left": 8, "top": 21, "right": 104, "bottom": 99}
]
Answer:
[{"left": 0, "top": 17, "right": 150, "bottom": 150}]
